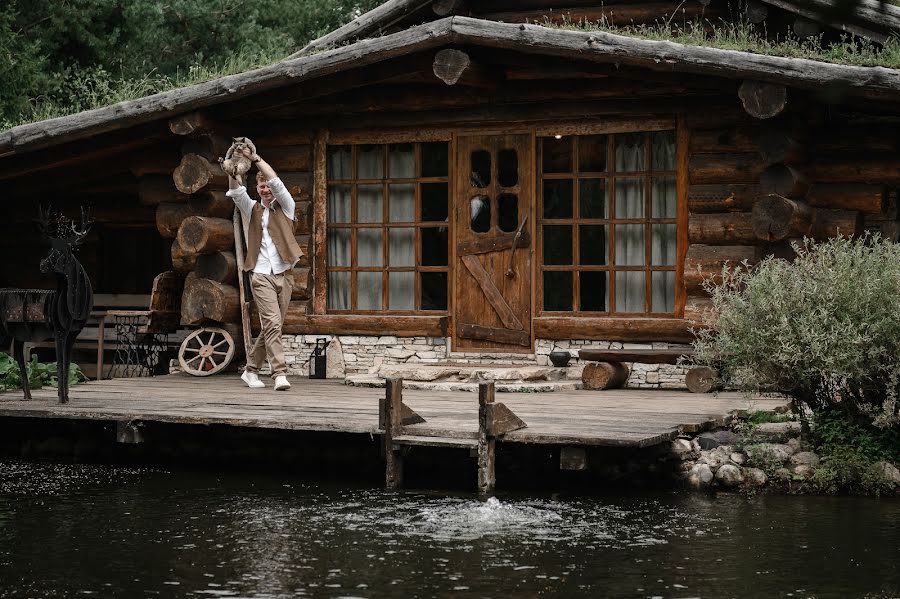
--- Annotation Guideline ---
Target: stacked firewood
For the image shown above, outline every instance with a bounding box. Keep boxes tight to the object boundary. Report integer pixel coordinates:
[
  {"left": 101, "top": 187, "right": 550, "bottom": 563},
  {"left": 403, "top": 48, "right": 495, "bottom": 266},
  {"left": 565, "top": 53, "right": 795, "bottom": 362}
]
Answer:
[
  {"left": 683, "top": 98, "right": 890, "bottom": 322},
  {"left": 153, "top": 113, "right": 313, "bottom": 328}
]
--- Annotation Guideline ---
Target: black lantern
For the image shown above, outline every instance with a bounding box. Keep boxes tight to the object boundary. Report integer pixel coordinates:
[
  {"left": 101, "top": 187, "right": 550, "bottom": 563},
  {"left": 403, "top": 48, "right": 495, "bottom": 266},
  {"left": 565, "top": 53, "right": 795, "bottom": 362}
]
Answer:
[{"left": 309, "top": 338, "right": 329, "bottom": 379}]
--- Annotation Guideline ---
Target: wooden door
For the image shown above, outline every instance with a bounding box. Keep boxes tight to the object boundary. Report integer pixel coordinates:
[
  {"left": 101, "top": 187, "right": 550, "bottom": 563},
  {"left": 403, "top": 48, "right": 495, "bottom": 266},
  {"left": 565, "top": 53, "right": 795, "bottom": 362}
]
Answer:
[{"left": 454, "top": 134, "right": 533, "bottom": 351}]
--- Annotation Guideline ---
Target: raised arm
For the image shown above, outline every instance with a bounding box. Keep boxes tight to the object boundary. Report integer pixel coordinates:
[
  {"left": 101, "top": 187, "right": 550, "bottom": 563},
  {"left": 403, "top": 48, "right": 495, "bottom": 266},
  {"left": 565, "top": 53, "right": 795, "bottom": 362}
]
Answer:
[
  {"left": 225, "top": 174, "right": 254, "bottom": 219},
  {"left": 255, "top": 155, "right": 295, "bottom": 220}
]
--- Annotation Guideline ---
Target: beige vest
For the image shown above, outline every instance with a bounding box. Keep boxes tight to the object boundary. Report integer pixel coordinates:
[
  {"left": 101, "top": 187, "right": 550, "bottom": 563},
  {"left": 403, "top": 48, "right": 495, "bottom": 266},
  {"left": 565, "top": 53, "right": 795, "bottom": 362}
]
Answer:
[{"left": 243, "top": 201, "right": 304, "bottom": 272}]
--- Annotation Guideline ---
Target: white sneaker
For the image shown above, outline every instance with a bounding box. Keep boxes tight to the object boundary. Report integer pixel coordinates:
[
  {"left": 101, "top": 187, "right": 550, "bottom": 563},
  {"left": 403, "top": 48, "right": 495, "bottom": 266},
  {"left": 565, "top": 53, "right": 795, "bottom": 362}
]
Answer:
[
  {"left": 274, "top": 375, "right": 291, "bottom": 391},
  {"left": 241, "top": 370, "right": 265, "bottom": 388}
]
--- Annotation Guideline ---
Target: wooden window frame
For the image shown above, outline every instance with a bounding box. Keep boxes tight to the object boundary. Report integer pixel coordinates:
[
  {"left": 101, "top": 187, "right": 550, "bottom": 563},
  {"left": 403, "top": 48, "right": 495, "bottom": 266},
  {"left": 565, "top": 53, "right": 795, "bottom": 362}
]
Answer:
[
  {"left": 322, "top": 139, "right": 451, "bottom": 315},
  {"left": 536, "top": 120, "right": 686, "bottom": 318}
]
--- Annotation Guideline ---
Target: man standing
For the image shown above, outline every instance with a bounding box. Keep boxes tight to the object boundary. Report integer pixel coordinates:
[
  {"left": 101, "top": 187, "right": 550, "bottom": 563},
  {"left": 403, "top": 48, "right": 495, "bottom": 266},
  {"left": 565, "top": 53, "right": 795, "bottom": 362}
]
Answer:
[{"left": 227, "top": 149, "right": 304, "bottom": 390}]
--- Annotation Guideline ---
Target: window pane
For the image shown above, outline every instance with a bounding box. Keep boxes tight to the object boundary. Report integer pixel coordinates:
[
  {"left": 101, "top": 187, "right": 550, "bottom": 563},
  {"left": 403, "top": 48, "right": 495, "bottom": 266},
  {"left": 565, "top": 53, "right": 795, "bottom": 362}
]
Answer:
[
  {"left": 421, "top": 183, "right": 448, "bottom": 222},
  {"left": 357, "top": 229, "right": 383, "bottom": 267},
  {"left": 357, "top": 144, "right": 383, "bottom": 179},
  {"left": 421, "top": 227, "right": 449, "bottom": 266},
  {"left": 652, "top": 271, "right": 675, "bottom": 313},
  {"left": 389, "top": 143, "right": 415, "bottom": 178},
  {"left": 579, "top": 178, "right": 607, "bottom": 219},
  {"left": 543, "top": 179, "right": 573, "bottom": 219},
  {"left": 470, "top": 195, "right": 490, "bottom": 233},
  {"left": 579, "top": 225, "right": 608, "bottom": 265},
  {"left": 388, "top": 227, "right": 415, "bottom": 267},
  {"left": 471, "top": 150, "right": 491, "bottom": 188},
  {"left": 421, "top": 272, "right": 448, "bottom": 310},
  {"left": 389, "top": 272, "right": 415, "bottom": 311},
  {"left": 327, "top": 272, "right": 350, "bottom": 310},
  {"left": 652, "top": 224, "right": 677, "bottom": 266},
  {"left": 498, "top": 148, "right": 518, "bottom": 187},
  {"left": 388, "top": 183, "right": 415, "bottom": 222},
  {"left": 357, "top": 184, "right": 383, "bottom": 223},
  {"left": 615, "top": 224, "right": 645, "bottom": 265},
  {"left": 616, "top": 271, "right": 645, "bottom": 313},
  {"left": 542, "top": 136, "right": 572, "bottom": 173},
  {"left": 544, "top": 271, "right": 573, "bottom": 311},
  {"left": 652, "top": 131, "right": 676, "bottom": 171},
  {"left": 615, "top": 133, "right": 647, "bottom": 172},
  {"left": 357, "top": 272, "right": 382, "bottom": 310},
  {"left": 580, "top": 271, "right": 608, "bottom": 312},
  {"left": 327, "top": 146, "right": 351, "bottom": 180},
  {"left": 651, "top": 176, "right": 676, "bottom": 218},
  {"left": 422, "top": 142, "right": 448, "bottom": 177},
  {"left": 543, "top": 225, "right": 572, "bottom": 265},
  {"left": 615, "top": 178, "right": 644, "bottom": 219},
  {"left": 327, "top": 185, "right": 351, "bottom": 223},
  {"left": 579, "top": 135, "right": 607, "bottom": 172},
  {"left": 498, "top": 194, "right": 518, "bottom": 233},
  {"left": 327, "top": 228, "right": 350, "bottom": 267}
]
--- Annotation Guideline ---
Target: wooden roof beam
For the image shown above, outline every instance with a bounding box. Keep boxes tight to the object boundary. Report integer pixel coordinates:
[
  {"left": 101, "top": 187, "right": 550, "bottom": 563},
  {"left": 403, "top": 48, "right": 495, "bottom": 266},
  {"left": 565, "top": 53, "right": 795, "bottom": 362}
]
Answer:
[{"left": 759, "top": 0, "right": 899, "bottom": 43}]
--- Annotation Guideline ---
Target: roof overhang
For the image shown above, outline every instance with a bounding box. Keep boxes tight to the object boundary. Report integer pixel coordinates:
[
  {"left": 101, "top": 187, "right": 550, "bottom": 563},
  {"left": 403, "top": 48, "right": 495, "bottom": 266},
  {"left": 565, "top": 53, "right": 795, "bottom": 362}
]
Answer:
[{"left": 3, "top": 16, "right": 900, "bottom": 158}]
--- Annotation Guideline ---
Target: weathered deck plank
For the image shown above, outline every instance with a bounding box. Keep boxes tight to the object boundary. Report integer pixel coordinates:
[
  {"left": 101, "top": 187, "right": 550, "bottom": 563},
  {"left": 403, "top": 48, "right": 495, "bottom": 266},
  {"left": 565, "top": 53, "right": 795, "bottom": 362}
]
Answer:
[{"left": 0, "top": 374, "right": 788, "bottom": 447}]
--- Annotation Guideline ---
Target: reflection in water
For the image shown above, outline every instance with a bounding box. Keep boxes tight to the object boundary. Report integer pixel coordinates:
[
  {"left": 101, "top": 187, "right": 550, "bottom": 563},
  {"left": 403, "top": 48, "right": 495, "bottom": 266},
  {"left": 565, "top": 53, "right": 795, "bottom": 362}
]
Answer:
[{"left": 0, "top": 460, "right": 898, "bottom": 598}]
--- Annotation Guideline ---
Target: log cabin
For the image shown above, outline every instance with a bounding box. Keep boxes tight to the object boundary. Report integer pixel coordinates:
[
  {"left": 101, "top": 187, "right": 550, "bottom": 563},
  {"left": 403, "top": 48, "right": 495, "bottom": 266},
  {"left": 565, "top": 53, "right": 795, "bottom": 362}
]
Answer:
[{"left": 1, "top": 0, "right": 899, "bottom": 387}]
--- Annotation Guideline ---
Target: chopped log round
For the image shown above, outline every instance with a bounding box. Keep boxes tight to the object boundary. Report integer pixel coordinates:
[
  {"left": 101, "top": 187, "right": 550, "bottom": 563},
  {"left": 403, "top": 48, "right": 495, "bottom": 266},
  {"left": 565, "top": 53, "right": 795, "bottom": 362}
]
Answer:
[
  {"left": 738, "top": 81, "right": 787, "bottom": 119},
  {"left": 173, "top": 153, "right": 228, "bottom": 194},
  {"left": 181, "top": 277, "right": 240, "bottom": 325},
  {"left": 139, "top": 175, "right": 189, "bottom": 206},
  {"left": 195, "top": 251, "right": 238, "bottom": 286},
  {"left": 688, "top": 213, "right": 756, "bottom": 245},
  {"left": 686, "top": 366, "right": 721, "bottom": 394},
  {"left": 178, "top": 326, "right": 236, "bottom": 376},
  {"left": 745, "top": 0, "right": 768, "bottom": 23},
  {"left": 581, "top": 362, "right": 630, "bottom": 390},
  {"left": 758, "top": 128, "right": 805, "bottom": 165},
  {"left": 156, "top": 203, "right": 197, "bottom": 238},
  {"left": 189, "top": 191, "right": 235, "bottom": 218},
  {"left": 759, "top": 164, "right": 809, "bottom": 198},
  {"left": 684, "top": 244, "right": 758, "bottom": 294},
  {"left": 433, "top": 49, "right": 471, "bottom": 86},
  {"left": 752, "top": 195, "right": 813, "bottom": 241},
  {"left": 181, "top": 133, "right": 233, "bottom": 162},
  {"left": 170, "top": 237, "right": 198, "bottom": 273},
  {"left": 806, "top": 184, "right": 885, "bottom": 214},
  {"left": 169, "top": 111, "right": 214, "bottom": 136},
  {"left": 177, "top": 216, "right": 235, "bottom": 254}
]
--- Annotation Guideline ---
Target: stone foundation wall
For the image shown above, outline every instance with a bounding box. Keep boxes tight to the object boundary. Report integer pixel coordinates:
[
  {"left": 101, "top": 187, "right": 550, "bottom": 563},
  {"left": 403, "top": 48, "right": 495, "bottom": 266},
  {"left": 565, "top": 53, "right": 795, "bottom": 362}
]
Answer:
[{"left": 272, "top": 335, "right": 689, "bottom": 389}]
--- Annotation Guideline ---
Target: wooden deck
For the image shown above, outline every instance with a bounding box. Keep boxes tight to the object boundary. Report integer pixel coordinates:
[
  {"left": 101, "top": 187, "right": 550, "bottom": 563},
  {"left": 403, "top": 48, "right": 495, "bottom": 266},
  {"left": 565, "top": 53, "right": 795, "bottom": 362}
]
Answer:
[{"left": 0, "top": 374, "right": 788, "bottom": 448}]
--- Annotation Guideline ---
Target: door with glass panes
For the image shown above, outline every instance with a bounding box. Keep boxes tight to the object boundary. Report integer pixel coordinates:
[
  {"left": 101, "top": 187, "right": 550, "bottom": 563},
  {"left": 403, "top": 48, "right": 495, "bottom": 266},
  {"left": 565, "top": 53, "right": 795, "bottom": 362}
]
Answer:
[{"left": 454, "top": 134, "right": 533, "bottom": 351}]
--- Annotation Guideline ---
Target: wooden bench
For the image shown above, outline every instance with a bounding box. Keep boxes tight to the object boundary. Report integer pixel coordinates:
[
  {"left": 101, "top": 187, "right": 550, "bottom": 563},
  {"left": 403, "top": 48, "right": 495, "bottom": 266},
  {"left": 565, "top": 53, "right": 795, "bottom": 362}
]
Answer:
[{"left": 577, "top": 348, "right": 719, "bottom": 393}]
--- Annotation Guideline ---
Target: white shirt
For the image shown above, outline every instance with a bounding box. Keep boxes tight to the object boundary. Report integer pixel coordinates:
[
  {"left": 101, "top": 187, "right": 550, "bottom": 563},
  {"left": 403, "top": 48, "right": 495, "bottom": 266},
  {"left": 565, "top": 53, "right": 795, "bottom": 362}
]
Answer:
[{"left": 226, "top": 177, "right": 296, "bottom": 275}]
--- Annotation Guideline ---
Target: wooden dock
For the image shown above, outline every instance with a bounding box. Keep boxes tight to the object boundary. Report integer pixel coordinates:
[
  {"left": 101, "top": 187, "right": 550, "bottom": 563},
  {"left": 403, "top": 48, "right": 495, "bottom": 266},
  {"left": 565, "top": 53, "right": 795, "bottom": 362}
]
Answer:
[{"left": 0, "top": 374, "right": 788, "bottom": 494}]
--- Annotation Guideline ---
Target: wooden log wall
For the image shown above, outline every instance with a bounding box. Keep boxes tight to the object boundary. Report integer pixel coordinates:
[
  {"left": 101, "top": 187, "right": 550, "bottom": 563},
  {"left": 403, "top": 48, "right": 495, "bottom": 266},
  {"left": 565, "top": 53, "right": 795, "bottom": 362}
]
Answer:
[
  {"left": 164, "top": 114, "right": 314, "bottom": 327},
  {"left": 686, "top": 106, "right": 897, "bottom": 325}
]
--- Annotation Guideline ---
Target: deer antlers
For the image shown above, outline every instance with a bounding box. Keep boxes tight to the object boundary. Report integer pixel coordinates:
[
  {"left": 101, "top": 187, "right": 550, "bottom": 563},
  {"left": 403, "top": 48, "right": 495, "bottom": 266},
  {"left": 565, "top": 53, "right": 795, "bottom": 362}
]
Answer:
[{"left": 35, "top": 205, "right": 94, "bottom": 244}]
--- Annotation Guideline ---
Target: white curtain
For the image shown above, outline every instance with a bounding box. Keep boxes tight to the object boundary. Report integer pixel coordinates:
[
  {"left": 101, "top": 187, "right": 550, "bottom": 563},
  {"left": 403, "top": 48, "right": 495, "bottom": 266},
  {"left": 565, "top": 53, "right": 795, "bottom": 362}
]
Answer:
[
  {"left": 614, "top": 134, "right": 646, "bottom": 312},
  {"left": 651, "top": 132, "right": 677, "bottom": 313}
]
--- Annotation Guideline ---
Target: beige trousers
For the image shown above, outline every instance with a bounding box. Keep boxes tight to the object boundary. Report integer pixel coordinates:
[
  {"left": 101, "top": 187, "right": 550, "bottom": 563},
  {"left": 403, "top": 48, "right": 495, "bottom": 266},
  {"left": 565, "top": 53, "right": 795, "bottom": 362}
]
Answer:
[{"left": 246, "top": 272, "right": 293, "bottom": 378}]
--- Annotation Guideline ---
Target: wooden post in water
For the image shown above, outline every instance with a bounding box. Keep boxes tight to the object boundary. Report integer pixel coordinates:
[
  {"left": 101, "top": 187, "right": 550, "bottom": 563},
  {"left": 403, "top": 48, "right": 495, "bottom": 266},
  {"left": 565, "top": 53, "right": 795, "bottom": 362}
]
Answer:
[
  {"left": 477, "top": 382, "right": 496, "bottom": 499},
  {"left": 382, "top": 377, "right": 404, "bottom": 490}
]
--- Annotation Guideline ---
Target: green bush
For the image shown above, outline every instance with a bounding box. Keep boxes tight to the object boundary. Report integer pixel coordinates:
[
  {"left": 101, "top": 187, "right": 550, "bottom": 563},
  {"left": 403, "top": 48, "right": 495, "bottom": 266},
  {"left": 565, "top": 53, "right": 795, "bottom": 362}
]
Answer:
[
  {"left": 692, "top": 235, "right": 900, "bottom": 429},
  {"left": 0, "top": 352, "right": 85, "bottom": 391}
]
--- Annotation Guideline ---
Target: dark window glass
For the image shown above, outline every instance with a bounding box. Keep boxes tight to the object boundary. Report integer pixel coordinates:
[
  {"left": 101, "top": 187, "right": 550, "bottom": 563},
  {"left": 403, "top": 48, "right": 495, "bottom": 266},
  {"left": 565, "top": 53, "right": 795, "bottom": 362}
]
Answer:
[
  {"left": 543, "top": 179, "right": 573, "bottom": 219},
  {"left": 421, "top": 183, "right": 448, "bottom": 222},
  {"left": 579, "top": 225, "right": 608, "bottom": 265},
  {"left": 471, "top": 150, "right": 491, "bottom": 188},
  {"left": 421, "top": 227, "right": 448, "bottom": 266},
  {"left": 579, "top": 179, "right": 607, "bottom": 219},
  {"left": 498, "top": 194, "right": 518, "bottom": 233},
  {"left": 421, "top": 272, "right": 448, "bottom": 310},
  {"left": 542, "top": 137, "right": 572, "bottom": 173},
  {"left": 543, "top": 225, "right": 573, "bottom": 265},
  {"left": 544, "top": 271, "right": 573, "bottom": 311},
  {"left": 579, "top": 135, "right": 607, "bottom": 172},
  {"left": 470, "top": 195, "right": 491, "bottom": 233},
  {"left": 422, "top": 142, "right": 449, "bottom": 177},
  {"left": 498, "top": 149, "right": 518, "bottom": 187},
  {"left": 580, "top": 271, "right": 608, "bottom": 311}
]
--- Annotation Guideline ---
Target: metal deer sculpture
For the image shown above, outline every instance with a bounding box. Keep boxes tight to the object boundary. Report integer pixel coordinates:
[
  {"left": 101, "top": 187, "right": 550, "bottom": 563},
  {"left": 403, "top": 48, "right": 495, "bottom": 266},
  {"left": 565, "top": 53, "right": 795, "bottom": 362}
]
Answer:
[{"left": 0, "top": 207, "right": 93, "bottom": 403}]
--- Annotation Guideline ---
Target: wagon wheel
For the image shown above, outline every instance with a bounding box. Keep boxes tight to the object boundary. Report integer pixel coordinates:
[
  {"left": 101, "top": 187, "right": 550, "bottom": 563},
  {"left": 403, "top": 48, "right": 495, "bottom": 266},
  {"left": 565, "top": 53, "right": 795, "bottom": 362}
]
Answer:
[{"left": 178, "top": 327, "right": 235, "bottom": 377}]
